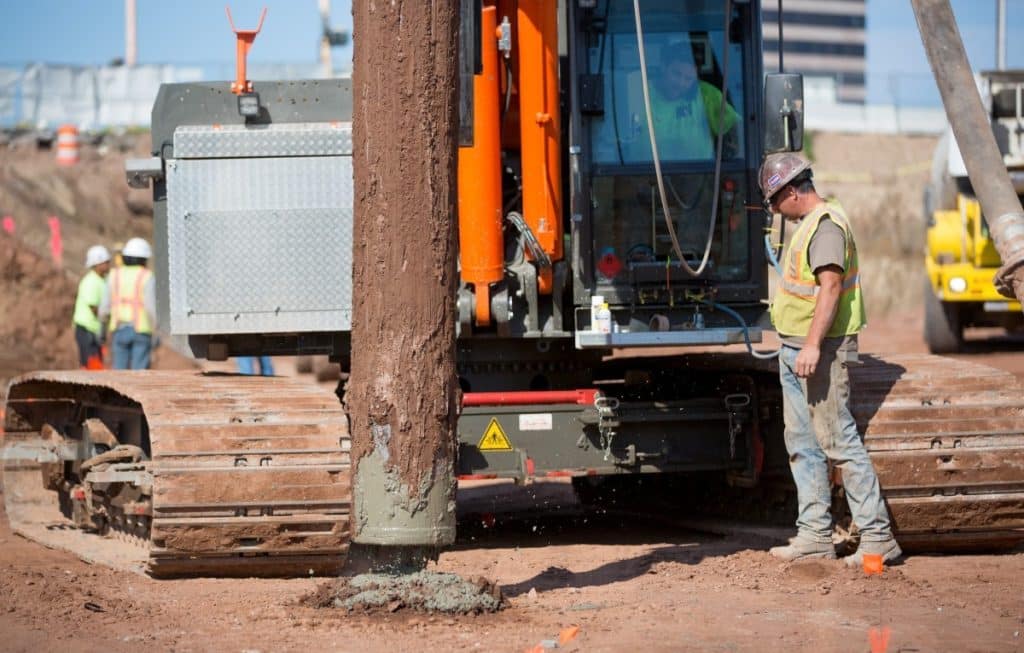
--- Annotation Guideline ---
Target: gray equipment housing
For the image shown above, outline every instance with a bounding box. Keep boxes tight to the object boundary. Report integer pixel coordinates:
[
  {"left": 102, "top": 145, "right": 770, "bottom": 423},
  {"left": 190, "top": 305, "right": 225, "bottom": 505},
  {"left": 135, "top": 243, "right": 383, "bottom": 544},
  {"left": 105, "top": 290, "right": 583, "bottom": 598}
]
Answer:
[{"left": 147, "top": 80, "right": 354, "bottom": 361}]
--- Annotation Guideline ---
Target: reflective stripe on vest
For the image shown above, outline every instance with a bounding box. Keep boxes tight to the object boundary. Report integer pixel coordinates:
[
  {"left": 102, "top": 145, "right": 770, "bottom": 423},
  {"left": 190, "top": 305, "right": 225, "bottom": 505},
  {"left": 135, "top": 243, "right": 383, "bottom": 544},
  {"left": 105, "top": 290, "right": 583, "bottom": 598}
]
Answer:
[
  {"left": 770, "top": 200, "right": 867, "bottom": 338},
  {"left": 109, "top": 265, "right": 152, "bottom": 334}
]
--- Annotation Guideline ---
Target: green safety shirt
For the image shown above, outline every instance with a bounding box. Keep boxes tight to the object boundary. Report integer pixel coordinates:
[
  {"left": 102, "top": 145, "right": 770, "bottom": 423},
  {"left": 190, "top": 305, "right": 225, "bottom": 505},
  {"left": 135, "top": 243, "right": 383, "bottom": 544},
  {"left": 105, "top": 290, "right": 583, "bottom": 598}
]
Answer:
[
  {"left": 72, "top": 269, "right": 106, "bottom": 336},
  {"left": 770, "top": 199, "right": 866, "bottom": 339},
  {"left": 645, "top": 80, "right": 739, "bottom": 161}
]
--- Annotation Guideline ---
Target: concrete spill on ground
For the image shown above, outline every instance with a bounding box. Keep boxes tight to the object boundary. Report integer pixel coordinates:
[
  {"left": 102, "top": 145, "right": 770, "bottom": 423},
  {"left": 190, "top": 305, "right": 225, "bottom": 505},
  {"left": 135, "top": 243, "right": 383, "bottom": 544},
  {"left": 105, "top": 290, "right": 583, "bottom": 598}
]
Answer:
[{"left": 307, "top": 571, "right": 503, "bottom": 614}]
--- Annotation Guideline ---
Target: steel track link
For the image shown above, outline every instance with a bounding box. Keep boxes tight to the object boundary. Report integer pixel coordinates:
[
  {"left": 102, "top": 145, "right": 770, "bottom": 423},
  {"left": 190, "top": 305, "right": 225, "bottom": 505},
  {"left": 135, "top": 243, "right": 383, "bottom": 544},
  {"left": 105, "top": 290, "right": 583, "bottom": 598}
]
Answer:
[
  {"left": 3, "top": 370, "right": 351, "bottom": 577},
  {"left": 850, "top": 354, "right": 1024, "bottom": 549}
]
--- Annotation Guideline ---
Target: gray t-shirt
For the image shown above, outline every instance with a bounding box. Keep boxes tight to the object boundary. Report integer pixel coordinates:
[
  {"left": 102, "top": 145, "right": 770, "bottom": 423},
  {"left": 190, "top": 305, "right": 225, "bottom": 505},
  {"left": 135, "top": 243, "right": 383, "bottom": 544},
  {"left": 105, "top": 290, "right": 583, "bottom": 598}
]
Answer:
[
  {"left": 779, "top": 217, "right": 857, "bottom": 356},
  {"left": 807, "top": 218, "right": 846, "bottom": 274}
]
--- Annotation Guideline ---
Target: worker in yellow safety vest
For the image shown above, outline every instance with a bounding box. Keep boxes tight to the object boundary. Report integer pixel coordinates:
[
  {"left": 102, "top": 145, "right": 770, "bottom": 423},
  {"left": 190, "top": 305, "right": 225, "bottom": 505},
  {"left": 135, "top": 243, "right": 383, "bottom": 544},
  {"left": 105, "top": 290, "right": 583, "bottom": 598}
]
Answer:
[
  {"left": 99, "top": 237, "right": 156, "bottom": 370},
  {"left": 72, "top": 245, "right": 112, "bottom": 369},
  {"left": 759, "top": 152, "right": 900, "bottom": 567}
]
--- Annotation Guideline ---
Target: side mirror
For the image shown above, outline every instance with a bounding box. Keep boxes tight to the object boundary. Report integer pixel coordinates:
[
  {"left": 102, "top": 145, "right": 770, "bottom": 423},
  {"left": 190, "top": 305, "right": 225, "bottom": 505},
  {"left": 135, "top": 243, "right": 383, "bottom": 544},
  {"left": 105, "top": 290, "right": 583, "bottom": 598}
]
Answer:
[{"left": 763, "top": 73, "right": 804, "bottom": 153}]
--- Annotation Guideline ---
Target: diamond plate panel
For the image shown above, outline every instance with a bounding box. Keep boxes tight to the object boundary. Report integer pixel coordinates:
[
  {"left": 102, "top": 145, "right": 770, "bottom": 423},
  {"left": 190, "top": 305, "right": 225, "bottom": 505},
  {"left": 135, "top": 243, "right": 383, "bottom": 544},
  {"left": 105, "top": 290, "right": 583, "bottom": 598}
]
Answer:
[
  {"left": 166, "top": 155, "right": 353, "bottom": 335},
  {"left": 174, "top": 122, "right": 353, "bottom": 159}
]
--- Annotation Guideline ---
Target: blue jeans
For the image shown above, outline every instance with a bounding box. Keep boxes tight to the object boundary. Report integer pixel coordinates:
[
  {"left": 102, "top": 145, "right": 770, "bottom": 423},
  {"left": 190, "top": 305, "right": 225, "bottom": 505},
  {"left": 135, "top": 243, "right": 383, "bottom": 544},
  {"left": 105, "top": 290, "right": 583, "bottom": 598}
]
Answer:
[
  {"left": 111, "top": 325, "right": 152, "bottom": 370},
  {"left": 236, "top": 356, "right": 275, "bottom": 376},
  {"left": 779, "top": 342, "right": 892, "bottom": 543}
]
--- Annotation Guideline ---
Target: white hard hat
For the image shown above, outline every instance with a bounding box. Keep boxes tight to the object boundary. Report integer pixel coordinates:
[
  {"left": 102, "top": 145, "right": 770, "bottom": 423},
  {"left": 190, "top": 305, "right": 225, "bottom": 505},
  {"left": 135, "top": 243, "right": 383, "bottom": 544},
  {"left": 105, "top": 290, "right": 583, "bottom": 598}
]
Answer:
[
  {"left": 122, "top": 237, "right": 152, "bottom": 259},
  {"left": 84, "top": 245, "right": 111, "bottom": 268}
]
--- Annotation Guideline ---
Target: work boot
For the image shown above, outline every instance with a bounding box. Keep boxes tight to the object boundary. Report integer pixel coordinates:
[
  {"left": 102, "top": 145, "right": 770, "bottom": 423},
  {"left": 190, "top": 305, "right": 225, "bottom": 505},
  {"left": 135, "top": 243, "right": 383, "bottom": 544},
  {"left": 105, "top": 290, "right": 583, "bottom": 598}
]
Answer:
[
  {"left": 842, "top": 538, "right": 902, "bottom": 568},
  {"left": 769, "top": 535, "right": 837, "bottom": 561}
]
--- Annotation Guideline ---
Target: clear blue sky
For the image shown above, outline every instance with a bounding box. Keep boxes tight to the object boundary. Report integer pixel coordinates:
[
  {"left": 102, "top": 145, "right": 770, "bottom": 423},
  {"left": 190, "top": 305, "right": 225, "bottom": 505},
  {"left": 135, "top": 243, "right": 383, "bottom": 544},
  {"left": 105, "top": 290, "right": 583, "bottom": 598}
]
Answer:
[
  {"left": 0, "top": 1, "right": 1021, "bottom": 106},
  {"left": 0, "top": 0, "right": 354, "bottom": 68}
]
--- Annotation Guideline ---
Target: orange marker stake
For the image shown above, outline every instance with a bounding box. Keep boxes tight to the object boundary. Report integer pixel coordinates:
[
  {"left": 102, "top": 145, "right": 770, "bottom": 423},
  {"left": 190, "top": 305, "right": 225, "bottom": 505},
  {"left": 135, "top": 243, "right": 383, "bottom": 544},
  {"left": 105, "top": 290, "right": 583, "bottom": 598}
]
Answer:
[
  {"left": 868, "top": 626, "right": 891, "bottom": 653},
  {"left": 862, "top": 553, "right": 884, "bottom": 575},
  {"left": 558, "top": 625, "right": 581, "bottom": 645}
]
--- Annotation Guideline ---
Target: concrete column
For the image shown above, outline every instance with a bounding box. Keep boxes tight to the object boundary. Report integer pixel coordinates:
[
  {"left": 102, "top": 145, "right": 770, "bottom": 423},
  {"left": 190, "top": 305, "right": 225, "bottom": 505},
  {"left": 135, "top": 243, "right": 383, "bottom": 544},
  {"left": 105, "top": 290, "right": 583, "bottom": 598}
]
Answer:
[{"left": 347, "top": 0, "right": 461, "bottom": 565}]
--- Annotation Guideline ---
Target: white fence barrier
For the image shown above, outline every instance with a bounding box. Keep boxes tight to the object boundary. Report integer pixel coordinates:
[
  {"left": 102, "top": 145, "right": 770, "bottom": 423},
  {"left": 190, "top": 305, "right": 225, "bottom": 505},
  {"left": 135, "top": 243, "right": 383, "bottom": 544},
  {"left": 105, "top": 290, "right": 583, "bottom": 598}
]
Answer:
[{"left": 1, "top": 62, "right": 328, "bottom": 129}]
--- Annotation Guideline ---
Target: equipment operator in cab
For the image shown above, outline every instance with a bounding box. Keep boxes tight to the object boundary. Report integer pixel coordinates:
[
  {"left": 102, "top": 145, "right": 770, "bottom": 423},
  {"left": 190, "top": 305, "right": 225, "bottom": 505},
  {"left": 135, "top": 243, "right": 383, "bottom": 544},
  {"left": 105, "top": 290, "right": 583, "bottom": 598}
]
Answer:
[{"left": 642, "top": 39, "right": 739, "bottom": 161}]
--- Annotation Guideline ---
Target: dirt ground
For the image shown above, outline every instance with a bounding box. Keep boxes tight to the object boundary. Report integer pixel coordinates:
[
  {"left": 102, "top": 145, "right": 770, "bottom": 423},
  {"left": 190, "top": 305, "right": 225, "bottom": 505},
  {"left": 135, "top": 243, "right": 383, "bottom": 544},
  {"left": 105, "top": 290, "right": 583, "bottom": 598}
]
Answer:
[
  {"left": 2, "top": 306, "right": 1023, "bottom": 652},
  {"left": 0, "top": 479, "right": 1021, "bottom": 653}
]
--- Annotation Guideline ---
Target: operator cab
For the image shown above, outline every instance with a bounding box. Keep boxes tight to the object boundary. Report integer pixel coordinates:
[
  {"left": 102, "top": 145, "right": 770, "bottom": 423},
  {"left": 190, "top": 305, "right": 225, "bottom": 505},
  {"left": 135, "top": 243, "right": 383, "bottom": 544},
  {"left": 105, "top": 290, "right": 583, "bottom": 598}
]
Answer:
[{"left": 571, "top": 0, "right": 766, "bottom": 345}]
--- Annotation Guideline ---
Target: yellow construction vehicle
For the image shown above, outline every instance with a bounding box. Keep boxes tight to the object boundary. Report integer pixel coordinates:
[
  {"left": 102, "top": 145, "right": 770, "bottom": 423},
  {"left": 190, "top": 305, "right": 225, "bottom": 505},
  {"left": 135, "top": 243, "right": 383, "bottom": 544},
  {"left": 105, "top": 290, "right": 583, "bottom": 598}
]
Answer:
[{"left": 924, "top": 69, "right": 1024, "bottom": 352}]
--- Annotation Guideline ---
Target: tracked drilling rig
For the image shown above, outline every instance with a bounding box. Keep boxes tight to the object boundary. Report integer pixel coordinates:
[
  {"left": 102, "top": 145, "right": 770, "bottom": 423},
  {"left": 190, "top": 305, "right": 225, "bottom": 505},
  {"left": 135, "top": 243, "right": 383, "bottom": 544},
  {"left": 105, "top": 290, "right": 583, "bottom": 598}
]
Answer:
[{"left": 4, "top": 0, "right": 1024, "bottom": 577}]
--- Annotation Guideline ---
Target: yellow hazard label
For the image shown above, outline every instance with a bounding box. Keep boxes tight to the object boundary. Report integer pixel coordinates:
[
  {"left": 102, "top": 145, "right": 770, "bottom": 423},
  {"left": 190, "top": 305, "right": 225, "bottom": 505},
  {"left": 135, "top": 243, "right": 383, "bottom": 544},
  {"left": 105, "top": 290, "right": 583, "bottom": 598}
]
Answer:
[{"left": 477, "top": 418, "right": 513, "bottom": 451}]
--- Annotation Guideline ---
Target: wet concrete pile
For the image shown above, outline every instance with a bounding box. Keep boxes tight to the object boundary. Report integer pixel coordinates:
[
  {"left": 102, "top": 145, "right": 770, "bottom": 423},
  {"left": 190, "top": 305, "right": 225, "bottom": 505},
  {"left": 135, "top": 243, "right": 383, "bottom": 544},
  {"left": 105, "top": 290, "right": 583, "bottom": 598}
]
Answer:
[{"left": 306, "top": 572, "right": 503, "bottom": 614}]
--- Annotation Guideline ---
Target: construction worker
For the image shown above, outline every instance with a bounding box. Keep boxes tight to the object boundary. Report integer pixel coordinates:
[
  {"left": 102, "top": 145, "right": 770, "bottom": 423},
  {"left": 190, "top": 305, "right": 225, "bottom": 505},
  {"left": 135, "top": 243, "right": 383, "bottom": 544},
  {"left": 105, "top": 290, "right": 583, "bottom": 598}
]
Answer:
[
  {"left": 638, "top": 38, "right": 739, "bottom": 161},
  {"left": 99, "top": 237, "right": 156, "bottom": 370},
  {"left": 760, "top": 152, "right": 901, "bottom": 567},
  {"left": 72, "top": 245, "right": 111, "bottom": 369}
]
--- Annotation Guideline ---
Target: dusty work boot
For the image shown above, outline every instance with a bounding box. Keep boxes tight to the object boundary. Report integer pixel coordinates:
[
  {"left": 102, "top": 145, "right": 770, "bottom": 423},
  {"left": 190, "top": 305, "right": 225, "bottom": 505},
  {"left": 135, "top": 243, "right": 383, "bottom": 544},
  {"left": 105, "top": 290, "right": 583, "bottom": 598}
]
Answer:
[
  {"left": 842, "top": 538, "right": 902, "bottom": 568},
  {"left": 769, "top": 535, "right": 837, "bottom": 561}
]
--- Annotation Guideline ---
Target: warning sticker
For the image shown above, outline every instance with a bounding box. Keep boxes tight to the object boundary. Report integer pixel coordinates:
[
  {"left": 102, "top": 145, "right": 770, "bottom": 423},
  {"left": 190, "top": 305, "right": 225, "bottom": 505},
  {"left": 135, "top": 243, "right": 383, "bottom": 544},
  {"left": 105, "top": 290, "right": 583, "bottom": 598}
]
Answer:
[
  {"left": 519, "top": 413, "right": 552, "bottom": 431},
  {"left": 477, "top": 418, "right": 513, "bottom": 451}
]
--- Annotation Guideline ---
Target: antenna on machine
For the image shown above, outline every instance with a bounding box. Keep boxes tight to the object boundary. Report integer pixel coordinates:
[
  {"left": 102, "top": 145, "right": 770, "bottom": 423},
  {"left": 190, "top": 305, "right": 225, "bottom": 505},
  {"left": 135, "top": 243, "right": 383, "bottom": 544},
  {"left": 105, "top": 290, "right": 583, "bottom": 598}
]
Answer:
[{"left": 226, "top": 5, "right": 267, "bottom": 95}]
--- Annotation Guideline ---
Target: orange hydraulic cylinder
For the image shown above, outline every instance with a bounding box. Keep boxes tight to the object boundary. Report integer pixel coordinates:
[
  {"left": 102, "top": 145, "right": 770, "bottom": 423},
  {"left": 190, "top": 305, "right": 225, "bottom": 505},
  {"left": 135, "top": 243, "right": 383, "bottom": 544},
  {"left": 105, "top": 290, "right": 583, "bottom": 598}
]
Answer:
[
  {"left": 458, "top": 6, "right": 505, "bottom": 326},
  {"left": 516, "top": 0, "right": 562, "bottom": 295}
]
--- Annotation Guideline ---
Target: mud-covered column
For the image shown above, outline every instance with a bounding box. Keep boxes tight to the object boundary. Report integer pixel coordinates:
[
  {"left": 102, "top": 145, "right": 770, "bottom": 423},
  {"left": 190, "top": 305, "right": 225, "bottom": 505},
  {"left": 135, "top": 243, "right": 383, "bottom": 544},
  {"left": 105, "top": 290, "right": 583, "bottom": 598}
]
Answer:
[{"left": 346, "top": 1, "right": 461, "bottom": 566}]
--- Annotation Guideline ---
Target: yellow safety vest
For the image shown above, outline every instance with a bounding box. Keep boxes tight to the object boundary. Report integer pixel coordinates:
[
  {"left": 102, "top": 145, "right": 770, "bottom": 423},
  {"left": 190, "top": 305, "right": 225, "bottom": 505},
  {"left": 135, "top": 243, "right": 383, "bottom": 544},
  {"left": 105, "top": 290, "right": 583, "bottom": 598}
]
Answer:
[
  {"left": 770, "top": 200, "right": 866, "bottom": 338},
  {"left": 108, "top": 265, "right": 153, "bottom": 335}
]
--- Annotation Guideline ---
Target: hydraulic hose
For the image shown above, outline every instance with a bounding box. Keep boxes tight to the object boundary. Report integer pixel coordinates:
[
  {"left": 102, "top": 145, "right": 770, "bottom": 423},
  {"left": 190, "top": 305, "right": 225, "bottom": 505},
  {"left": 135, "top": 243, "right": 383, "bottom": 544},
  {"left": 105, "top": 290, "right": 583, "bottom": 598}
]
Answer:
[
  {"left": 633, "top": 0, "right": 732, "bottom": 276},
  {"left": 699, "top": 300, "right": 780, "bottom": 360},
  {"left": 764, "top": 233, "right": 783, "bottom": 277}
]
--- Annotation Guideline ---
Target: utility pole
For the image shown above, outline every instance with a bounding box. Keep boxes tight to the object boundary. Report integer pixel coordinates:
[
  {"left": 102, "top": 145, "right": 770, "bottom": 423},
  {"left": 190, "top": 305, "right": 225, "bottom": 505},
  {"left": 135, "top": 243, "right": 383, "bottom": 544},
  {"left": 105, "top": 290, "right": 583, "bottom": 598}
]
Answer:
[
  {"left": 996, "top": 0, "right": 1007, "bottom": 70},
  {"left": 319, "top": 0, "right": 332, "bottom": 77},
  {"left": 912, "top": 0, "right": 1024, "bottom": 303},
  {"left": 318, "top": 0, "right": 350, "bottom": 78},
  {"left": 125, "top": 0, "right": 137, "bottom": 67},
  {"left": 347, "top": 1, "right": 461, "bottom": 569}
]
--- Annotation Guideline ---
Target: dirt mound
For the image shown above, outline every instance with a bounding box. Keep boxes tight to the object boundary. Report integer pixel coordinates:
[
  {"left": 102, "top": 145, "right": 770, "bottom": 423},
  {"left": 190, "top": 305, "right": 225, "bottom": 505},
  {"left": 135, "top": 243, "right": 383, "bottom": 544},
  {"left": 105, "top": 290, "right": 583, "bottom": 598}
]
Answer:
[
  {"left": 0, "top": 137, "right": 153, "bottom": 381},
  {"left": 0, "top": 139, "right": 195, "bottom": 386},
  {"left": 808, "top": 131, "right": 939, "bottom": 317},
  {"left": 0, "top": 232, "right": 77, "bottom": 377},
  {"left": 0, "top": 138, "right": 153, "bottom": 277}
]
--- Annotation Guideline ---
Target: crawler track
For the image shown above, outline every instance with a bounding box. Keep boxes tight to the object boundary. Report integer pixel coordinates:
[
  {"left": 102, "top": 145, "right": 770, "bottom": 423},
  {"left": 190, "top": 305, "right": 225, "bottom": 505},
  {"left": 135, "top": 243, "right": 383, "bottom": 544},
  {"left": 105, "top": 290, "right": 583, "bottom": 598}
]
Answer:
[
  {"left": 2, "top": 354, "right": 1022, "bottom": 577},
  {"left": 850, "top": 354, "right": 1024, "bottom": 549},
  {"left": 2, "top": 371, "right": 350, "bottom": 577}
]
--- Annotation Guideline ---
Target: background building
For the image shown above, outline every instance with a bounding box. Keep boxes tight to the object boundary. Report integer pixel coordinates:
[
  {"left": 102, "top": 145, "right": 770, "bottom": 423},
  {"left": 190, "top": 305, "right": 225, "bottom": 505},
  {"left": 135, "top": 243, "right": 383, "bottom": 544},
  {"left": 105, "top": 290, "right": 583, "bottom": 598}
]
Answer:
[{"left": 763, "top": 0, "right": 867, "bottom": 104}]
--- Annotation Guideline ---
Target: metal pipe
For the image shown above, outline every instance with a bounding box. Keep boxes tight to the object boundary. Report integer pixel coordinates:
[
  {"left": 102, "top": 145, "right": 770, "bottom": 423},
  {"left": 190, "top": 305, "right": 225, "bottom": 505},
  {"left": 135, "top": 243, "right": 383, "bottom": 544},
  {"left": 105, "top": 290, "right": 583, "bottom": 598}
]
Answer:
[
  {"left": 463, "top": 389, "right": 600, "bottom": 406},
  {"left": 911, "top": 0, "right": 1024, "bottom": 303}
]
